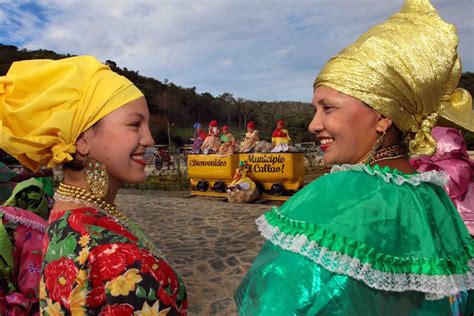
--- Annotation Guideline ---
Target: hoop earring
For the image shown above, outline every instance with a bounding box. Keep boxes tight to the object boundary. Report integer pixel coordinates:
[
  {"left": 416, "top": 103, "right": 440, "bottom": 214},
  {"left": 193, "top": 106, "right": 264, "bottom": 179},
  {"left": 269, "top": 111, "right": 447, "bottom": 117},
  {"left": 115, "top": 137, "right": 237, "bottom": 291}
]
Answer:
[{"left": 85, "top": 157, "right": 108, "bottom": 199}]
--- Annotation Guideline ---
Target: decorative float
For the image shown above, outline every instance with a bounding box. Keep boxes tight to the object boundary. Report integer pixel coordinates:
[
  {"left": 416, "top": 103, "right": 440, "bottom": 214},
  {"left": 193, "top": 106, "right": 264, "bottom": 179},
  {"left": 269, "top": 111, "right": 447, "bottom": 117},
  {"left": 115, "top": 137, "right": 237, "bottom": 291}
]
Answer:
[{"left": 188, "top": 152, "right": 304, "bottom": 201}]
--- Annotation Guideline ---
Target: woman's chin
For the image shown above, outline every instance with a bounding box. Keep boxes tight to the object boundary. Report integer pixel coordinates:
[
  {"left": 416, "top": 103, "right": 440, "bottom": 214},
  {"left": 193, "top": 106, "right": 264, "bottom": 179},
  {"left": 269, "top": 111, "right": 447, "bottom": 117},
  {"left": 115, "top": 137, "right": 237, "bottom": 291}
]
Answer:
[
  {"left": 122, "top": 174, "right": 147, "bottom": 185},
  {"left": 323, "top": 155, "right": 336, "bottom": 165}
]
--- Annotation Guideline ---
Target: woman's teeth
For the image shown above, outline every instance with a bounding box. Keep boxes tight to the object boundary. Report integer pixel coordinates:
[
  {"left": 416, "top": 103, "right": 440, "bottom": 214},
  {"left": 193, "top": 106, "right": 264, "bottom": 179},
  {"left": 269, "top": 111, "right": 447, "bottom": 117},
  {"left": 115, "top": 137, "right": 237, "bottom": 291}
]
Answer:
[
  {"left": 132, "top": 155, "right": 144, "bottom": 160},
  {"left": 320, "top": 138, "right": 334, "bottom": 145}
]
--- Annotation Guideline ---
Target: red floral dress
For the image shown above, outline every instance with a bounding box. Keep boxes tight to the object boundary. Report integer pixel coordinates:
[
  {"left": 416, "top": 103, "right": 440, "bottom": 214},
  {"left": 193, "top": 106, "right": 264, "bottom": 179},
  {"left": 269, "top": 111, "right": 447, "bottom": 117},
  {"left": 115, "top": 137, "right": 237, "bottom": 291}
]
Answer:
[{"left": 39, "top": 207, "right": 187, "bottom": 315}]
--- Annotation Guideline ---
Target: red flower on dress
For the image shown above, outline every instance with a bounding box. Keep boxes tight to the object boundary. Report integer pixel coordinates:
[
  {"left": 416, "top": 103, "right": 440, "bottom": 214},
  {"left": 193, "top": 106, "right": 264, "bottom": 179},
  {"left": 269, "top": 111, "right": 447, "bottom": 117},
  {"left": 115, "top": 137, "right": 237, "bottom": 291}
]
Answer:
[
  {"left": 67, "top": 208, "right": 98, "bottom": 235},
  {"left": 87, "top": 284, "right": 106, "bottom": 308},
  {"left": 96, "top": 217, "right": 137, "bottom": 241},
  {"left": 89, "top": 243, "right": 141, "bottom": 286},
  {"left": 98, "top": 303, "right": 134, "bottom": 316},
  {"left": 48, "top": 210, "right": 66, "bottom": 223},
  {"left": 67, "top": 208, "right": 137, "bottom": 241},
  {"left": 44, "top": 257, "right": 78, "bottom": 307},
  {"left": 140, "top": 250, "right": 179, "bottom": 309}
]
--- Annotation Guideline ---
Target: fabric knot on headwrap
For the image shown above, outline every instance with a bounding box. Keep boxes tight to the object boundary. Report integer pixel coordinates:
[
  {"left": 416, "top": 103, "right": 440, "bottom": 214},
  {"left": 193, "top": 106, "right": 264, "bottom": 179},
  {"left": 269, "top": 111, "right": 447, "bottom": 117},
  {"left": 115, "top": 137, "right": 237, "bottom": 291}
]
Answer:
[
  {"left": 409, "top": 112, "right": 439, "bottom": 156},
  {"left": 438, "top": 88, "right": 473, "bottom": 131},
  {"left": 50, "top": 139, "right": 76, "bottom": 168},
  {"left": 0, "top": 56, "right": 143, "bottom": 171},
  {"left": 314, "top": 0, "right": 473, "bottom": 156}
]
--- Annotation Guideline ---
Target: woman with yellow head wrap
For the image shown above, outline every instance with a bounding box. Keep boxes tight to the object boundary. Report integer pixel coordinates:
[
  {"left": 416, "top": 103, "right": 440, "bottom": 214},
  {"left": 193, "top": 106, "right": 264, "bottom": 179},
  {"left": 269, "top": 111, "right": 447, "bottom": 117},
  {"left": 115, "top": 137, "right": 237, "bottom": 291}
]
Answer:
[
  {"left": 236, "top": 1, "right": 473, "bottom": 314},
  {"left": 1, "top": 56, "right": 187, "bottom": 315}
]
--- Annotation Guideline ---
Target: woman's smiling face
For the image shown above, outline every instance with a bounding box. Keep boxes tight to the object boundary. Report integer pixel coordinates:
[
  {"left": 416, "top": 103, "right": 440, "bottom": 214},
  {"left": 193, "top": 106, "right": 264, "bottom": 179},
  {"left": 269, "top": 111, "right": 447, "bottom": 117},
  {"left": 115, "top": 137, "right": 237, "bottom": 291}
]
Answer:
[
  {"left": 309, "top": 86, "right": 382, "bottom": 165},
  {"left": 82, "top": 97, "right": 155, "bottom": 185}
]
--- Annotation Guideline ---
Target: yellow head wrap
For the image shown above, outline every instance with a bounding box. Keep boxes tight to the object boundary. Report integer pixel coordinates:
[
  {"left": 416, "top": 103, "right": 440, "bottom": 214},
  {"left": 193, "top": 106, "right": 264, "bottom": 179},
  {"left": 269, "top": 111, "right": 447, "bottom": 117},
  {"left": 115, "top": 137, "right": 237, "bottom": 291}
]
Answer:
[
  {"left": 314, "top": 0, "right": 473, "bottom": 156},
  {"left": 0, "top": 56, "right": 143, "bottom": 171}
]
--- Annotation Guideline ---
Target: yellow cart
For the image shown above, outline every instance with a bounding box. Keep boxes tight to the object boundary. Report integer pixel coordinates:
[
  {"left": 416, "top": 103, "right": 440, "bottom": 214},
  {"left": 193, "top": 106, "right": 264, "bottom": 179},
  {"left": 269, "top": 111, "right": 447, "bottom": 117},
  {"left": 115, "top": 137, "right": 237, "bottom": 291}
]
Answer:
[{"left": 188, "top": 152, "right": 305, "bottom": 200}]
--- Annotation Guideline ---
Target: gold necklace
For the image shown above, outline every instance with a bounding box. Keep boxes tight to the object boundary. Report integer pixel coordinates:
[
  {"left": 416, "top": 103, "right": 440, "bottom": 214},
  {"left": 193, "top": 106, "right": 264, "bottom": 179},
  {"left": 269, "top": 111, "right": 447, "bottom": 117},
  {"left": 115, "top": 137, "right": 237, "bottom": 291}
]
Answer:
[
  {"left": 55, "top": 183, "right": 161, "bottom": 257},
  {"left": 369, "top": 145, "right": 407, "bottom": 165}
]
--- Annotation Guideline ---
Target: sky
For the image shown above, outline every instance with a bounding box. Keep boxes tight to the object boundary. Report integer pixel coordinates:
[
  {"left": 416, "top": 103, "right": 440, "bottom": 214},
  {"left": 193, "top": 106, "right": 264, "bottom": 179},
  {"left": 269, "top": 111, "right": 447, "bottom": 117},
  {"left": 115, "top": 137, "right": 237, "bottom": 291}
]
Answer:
[{"left": 0, "top": 0, "right": 472, "bottom": 102}]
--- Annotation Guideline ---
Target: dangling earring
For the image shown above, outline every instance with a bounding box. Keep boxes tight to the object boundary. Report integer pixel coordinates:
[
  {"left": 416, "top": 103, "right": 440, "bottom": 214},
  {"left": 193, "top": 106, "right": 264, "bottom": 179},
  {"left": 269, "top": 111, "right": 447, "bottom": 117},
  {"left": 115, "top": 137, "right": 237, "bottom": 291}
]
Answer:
[
  {"left": 85, "top": 156, "right": 108, "bottom": 200},
  {"left": 360, "top": 131, "right": 386, "bottom": 165}
]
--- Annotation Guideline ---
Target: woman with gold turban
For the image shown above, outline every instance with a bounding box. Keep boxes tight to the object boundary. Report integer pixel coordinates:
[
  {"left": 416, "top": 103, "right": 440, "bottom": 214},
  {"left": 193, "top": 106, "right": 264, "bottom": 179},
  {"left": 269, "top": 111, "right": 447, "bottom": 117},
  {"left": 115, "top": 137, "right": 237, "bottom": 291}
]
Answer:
[
  {"left": 235, "top": 0, "right": 473, "bottom": 314},
  {"left": 1, "top": 56, "right": 187, "bottom": 315}
]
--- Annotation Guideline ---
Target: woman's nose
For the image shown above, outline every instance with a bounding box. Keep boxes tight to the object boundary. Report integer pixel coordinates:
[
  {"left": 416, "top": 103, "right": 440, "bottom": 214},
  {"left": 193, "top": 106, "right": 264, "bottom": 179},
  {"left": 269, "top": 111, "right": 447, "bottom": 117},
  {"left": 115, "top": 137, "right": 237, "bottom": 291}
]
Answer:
[{"left": 308, "top": 111, "right": 323, "bottom": 134}]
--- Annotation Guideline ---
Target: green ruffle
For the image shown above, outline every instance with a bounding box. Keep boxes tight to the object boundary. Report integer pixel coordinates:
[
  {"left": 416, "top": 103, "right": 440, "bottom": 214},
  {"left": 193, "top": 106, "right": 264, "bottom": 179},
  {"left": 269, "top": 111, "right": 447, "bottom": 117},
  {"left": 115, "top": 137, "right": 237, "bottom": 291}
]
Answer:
[{"left": 264, "top": 208, "right": 474, "bottom": 276}]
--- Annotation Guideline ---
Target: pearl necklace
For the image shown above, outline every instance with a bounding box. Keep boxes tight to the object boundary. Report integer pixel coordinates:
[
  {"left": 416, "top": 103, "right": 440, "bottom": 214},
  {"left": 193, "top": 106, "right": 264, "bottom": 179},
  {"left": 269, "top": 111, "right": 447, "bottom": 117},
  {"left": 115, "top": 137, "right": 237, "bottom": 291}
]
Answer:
[{"left": 54, "top": 183, "right": 161, "bottom": 257}]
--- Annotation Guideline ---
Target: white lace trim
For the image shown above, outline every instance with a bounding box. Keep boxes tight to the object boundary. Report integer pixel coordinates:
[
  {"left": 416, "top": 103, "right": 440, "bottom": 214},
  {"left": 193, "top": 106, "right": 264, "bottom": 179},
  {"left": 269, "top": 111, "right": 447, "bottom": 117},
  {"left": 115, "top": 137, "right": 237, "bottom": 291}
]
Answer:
[
  {"left": 0, "top": 207, "right": 47, "bottom": 233},
  {"left": 330, "top": 164, "right": 448, "bottom": 188},
  {"left": 257, "top": 214, "right": 474, "bottom": 300}
]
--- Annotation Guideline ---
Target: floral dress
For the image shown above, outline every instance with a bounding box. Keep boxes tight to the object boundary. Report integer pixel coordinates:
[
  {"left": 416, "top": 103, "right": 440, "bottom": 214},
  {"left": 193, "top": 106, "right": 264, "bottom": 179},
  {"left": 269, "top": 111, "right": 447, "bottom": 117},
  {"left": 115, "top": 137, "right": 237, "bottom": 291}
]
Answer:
[{"left": 40, "top": 207, "right": 187, "bottom": 315}]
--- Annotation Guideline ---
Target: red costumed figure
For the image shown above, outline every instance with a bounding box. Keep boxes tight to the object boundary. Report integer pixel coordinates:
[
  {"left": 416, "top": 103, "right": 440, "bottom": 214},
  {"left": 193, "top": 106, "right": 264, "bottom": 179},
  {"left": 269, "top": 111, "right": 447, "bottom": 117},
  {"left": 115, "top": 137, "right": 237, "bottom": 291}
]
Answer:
[
  {"left": 201, "top": 120, "right": 221, "bottom": 154},
  {"left": 271, "top": 120, "right": 291, "bottom": 152}
]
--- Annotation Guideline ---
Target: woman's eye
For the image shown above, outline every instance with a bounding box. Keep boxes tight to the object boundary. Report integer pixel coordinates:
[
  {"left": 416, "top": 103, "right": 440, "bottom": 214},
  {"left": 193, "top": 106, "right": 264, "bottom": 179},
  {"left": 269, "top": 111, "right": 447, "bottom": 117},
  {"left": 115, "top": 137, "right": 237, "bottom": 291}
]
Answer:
[
  {"left": 129, "top": 122, "right": 140, "bottom": 128},
  {"left": 323, "top": 104, "right": 334, "bottom": 112}
]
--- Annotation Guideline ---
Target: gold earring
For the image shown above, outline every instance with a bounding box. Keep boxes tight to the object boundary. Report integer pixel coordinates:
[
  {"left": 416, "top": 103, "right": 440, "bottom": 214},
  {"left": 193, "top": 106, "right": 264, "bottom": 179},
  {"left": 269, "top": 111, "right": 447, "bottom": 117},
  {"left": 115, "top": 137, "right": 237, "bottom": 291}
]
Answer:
[{"left": 85, "top": 157, "right": 108, "bottom": 200}]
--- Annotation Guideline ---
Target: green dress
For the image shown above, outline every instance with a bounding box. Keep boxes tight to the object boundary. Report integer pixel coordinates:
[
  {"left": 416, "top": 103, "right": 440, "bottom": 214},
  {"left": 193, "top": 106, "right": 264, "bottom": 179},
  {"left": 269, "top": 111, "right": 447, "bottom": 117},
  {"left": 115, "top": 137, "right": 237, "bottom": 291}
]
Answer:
[{"left": 235, "top": 164, "right": 474, "bottom": 315}]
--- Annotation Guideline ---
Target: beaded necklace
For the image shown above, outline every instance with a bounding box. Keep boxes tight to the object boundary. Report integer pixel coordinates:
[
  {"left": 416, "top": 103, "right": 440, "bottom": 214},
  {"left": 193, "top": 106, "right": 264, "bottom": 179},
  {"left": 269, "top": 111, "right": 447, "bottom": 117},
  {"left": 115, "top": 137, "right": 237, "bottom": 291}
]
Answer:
[
  {"left": 359, "top": 144, "right": 407, "bottom": 165},
  {"left": 54, "top": 183, "right": 161, "bottom": 257},
  {"left": 369, "top": 145, "right": 407, "bottom": 165}
]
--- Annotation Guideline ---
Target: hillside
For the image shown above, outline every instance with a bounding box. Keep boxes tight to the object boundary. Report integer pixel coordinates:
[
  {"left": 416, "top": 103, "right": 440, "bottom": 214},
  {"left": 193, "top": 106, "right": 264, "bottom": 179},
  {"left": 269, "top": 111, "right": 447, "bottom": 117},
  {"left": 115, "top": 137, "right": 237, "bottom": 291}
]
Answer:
[{"left": 1, "top": 44, "right": 473, "bottom": 148}]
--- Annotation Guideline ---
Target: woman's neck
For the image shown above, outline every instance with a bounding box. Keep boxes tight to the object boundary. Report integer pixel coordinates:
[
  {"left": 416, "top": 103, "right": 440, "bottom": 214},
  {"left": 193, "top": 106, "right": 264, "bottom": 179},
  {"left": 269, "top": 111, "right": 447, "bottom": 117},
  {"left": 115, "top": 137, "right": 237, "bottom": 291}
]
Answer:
[{"left": 62, "top": 170, "right": 120, "bottom": 204}]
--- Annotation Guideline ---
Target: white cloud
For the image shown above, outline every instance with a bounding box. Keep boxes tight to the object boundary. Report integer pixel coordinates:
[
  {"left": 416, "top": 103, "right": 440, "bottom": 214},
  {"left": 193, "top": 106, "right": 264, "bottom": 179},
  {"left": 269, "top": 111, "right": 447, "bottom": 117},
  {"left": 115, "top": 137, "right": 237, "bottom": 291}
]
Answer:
[
  {"left": 218, "top": 59, "right": 234, "bottom": 67},
  {"left": 1, "top": 0, "right": 472, "bottom": 102},
  {"left": 273, "top": 46, "right": 295, "bottom": 59}
]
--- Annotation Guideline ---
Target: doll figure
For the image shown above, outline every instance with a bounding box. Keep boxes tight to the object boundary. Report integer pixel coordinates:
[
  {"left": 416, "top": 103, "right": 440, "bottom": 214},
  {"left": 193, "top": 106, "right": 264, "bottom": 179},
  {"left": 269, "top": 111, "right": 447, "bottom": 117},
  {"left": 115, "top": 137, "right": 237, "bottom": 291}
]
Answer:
[
  {"left": 190, "top": 122, "right": 207, "bottom": 154},
  {"left": 217, "top": 125, "right": 236, "bottom": 156},
  {"left": 227, "top": 161, "right": 259, "bottom": 203},
  {"left": 239, "top": 121, "right": 260, "bottom": 153},
  {"left": 201, "top": 120, "right": 221, "bottom": 154},
  {"left": 271, "top": 119, "right": 291, "bottom": 152}
]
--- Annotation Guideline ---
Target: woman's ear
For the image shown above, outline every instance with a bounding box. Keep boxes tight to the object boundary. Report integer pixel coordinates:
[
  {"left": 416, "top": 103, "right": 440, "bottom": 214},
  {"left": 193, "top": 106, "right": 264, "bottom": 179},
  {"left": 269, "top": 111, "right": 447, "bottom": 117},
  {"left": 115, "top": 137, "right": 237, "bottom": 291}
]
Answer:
[
  {"left": 375, "top": 116, "right": 393, "bottom": 133},
  {"left": 75, "top": 133, "right": 90, "bottom": 156}
]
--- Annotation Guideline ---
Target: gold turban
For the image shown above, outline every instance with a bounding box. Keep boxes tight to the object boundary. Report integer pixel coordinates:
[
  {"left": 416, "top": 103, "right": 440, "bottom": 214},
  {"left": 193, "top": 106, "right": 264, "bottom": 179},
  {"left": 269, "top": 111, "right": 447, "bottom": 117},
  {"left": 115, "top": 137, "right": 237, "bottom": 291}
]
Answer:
[
  {"left": 314, "top": 0, "right": 473, "bottom": 156},
  {"left": 0, "top": 56, "right": 143, "bottom": 171}
]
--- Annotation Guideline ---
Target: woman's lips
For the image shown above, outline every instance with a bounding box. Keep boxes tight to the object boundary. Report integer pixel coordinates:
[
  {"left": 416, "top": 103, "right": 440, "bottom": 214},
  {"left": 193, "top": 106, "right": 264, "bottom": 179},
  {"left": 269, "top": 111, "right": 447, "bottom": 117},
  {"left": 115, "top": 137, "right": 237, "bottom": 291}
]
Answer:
[
  {"left": 131, "top": 154, "right": 147, "bottom": 166},
  {"left": 319, "top": 138, "right": 334, "bottom": 152}
]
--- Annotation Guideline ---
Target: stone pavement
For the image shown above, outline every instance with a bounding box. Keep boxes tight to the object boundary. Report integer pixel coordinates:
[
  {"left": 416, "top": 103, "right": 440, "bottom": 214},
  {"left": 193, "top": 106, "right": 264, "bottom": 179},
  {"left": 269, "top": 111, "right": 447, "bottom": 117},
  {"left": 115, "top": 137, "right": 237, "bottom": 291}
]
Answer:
[{"left": 116, "top": 189, "right": 281, "bottom": 315}]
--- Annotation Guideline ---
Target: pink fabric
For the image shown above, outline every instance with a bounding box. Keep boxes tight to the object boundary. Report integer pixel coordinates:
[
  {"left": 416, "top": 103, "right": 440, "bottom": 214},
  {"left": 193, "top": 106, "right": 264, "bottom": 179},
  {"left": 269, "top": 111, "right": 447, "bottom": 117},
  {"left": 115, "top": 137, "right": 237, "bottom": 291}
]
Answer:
[
  {"left": 411, "top": 127, "right": 474, "bottom": 235},
  {"left": 0, "top": 206, "right": 45, "bottom": 316}
]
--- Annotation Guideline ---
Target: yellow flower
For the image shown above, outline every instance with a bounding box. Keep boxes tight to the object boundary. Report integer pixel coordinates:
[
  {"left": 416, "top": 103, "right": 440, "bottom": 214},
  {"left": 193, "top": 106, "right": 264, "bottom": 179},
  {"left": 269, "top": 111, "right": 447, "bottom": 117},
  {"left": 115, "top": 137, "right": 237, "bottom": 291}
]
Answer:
[
  {"left": 76, "top": 246, "right": 90, "bottom": 265},
  {"left": 44, "top": 299, "right": 65, "bottom": 316},
  {"left": 105, "top": 268, "right": 143, "bottom": 296},
  {"left": 75, "top": 270, "right": 88, "bottom": 288},
  {"left": 39, "top": 277, "right": 46, "bottom": 300},
  {"left": 134, "top": 300, "right": 171, "bottom": 316},
  {"left": 78, "top": 234, "right": 90, "bottom": 247},
  {"left": 69, "top": 285, "right": 87, "bottom": 316}
]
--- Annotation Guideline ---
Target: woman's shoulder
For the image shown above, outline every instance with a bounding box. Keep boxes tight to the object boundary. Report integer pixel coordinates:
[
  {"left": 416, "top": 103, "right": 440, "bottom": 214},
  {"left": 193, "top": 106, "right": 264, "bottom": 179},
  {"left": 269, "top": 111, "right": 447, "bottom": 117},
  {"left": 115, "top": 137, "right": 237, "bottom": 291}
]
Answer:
[
  {"left": 293, "top": 163, "right": 448, "bottom": 203},
  {"left": 46, "top": 207, "right": 138, "bottom": 242},
  {"left": 284, "top": 163, "right": 450, "bottom": 214},
  {"left": 316, "top": 163, "right": 447, "bottom": 187},
  {"left": 48, "top": 206, "right": 99, "bottom": 223},
  {"left": 272, "top": 164, "right": 460, "bottom": 254}
]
